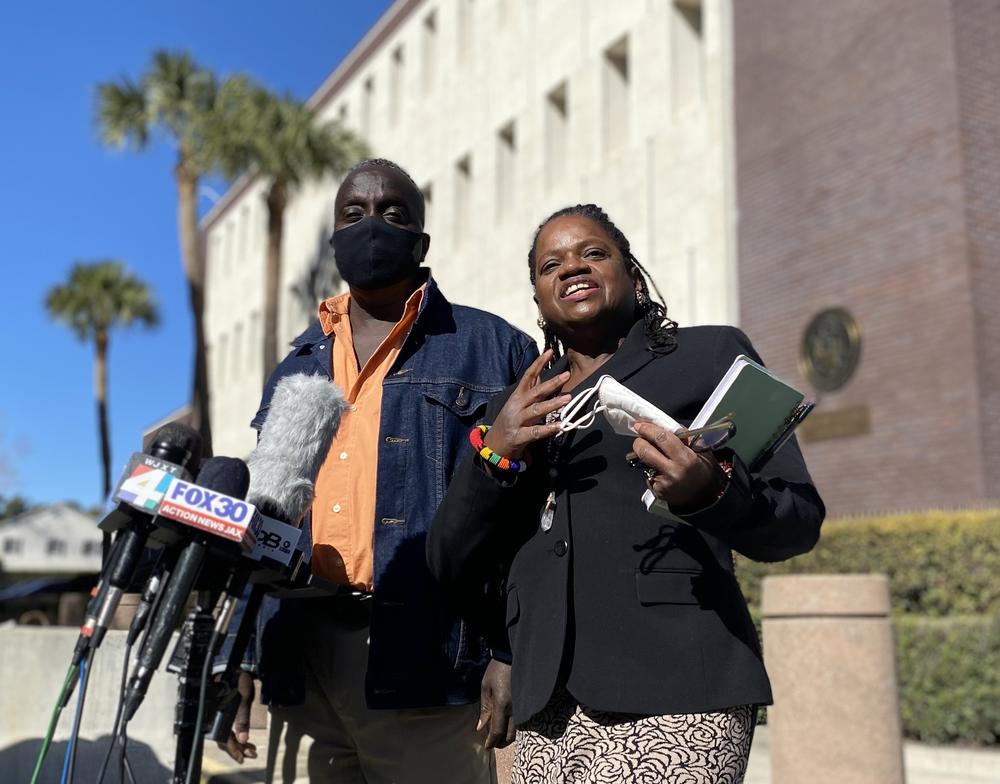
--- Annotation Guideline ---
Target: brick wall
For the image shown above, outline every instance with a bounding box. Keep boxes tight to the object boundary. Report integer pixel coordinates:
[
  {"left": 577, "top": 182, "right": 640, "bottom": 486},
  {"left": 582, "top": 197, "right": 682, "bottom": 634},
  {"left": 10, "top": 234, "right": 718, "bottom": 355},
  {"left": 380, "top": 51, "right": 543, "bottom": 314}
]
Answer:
[
  {"left": 733, "top": 0, "right": 992, "bottom": 514},
  {"left": 952, "top": 0, "right": 1000, "bottom": 503}
]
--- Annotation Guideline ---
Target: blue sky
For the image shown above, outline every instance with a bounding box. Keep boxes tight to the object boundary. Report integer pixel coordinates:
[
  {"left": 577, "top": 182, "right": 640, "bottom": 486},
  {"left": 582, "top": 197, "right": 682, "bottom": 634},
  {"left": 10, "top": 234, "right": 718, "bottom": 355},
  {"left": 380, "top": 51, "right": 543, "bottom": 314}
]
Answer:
[{"left": 0, "top": 1, "right": 393, "bottom": 506}]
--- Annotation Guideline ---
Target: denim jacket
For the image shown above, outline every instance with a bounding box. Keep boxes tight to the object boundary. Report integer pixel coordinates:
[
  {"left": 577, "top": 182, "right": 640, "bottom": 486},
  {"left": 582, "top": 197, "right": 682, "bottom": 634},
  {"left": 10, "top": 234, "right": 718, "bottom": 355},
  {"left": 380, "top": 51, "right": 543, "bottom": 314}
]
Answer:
[{"left": 251, "top": 273, "right": 537, "bottom": 709}]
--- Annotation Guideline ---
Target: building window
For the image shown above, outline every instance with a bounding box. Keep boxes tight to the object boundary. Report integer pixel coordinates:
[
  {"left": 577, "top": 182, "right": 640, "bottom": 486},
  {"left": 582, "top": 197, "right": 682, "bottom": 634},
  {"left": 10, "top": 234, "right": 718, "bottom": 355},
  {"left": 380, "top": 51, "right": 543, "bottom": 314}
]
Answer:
[
  {"left": 457, "top": 0, "right": 474, "bottom": 64},
  {"left": 672, "top": 0, "right": 704, "bottom": 112},
  {"left": 362, "top": 77, "right": 374, "bottom": 138},
  {"left": 3, "top": 538, "right": 22, "bottom": 554},
  {"left": 496, "top": 121, "right": 516, "bottom": 222},
  {"left": 225, "top": 220, "right": 235, "bottom": 275},
  {"left": 238, "top": 205, "right": 250, "bottom": 269},
  {"left": 422, "top": 11, "right": 437, "bottom": 91},
  {"left": 252, "top": 202, "right": 264, "bottom": 258},
  {"left": 210, "top": 235, "right": 222, "bottom": 288},
  {"left": 421, "top": 182, "right": 434, "bottom": 230},
  {"left": 390, "top": 46, "right": 404, "bottom": 126},
  {"left": 217, "top": 333, "right": 228, "bottom": 385},
  {"left": 602, "top": 36, "right": 630, "bottom": 153},
  {"left": 233, "top": 322, "right": 243, "bottom": 378},
  {"left": 82, "top": 541, "right": 101, "bottom": 556},
  {"left": 249, "top": 311, "right": 260, "bottom": 373},
  {"left": 454, "top": 156, "right": 472, "bottom": 245},
  {"left": 545, "top": 82, "right": 569, "bottom": 188},
  {"left": 46, "top": 538, "right": 66, "bottom": 556}
]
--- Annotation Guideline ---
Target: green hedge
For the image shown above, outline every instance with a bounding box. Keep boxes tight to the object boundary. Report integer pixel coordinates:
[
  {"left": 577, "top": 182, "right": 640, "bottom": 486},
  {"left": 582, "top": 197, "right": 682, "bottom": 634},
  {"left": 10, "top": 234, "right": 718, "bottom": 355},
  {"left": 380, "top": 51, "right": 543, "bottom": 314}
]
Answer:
[
  {"left": 735, "top": 509, "right": 1000, "bottom": 616},
  {"left": 735, "top": 510, "right": 1000, "bottom": 745},
  {"left": 749, "top": 613, "right": 1000, "bottom": 744},
  {"left": 897, "top": 614, "right": 1000, "bottom": 744}
]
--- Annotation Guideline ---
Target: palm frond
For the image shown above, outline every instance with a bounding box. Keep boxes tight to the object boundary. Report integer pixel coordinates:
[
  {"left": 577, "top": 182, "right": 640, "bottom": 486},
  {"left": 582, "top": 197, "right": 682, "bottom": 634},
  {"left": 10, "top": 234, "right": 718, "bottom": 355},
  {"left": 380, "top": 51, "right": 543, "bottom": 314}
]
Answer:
[
  {"left": 95, "top": 79, "right": 150, "bottom": 149},
  {"left": 210, "top": 82, "right": 368, "bottom": 187},
  {"left": 145, "top": 49, "right": 218, "bottom": 149},
  {"left": 45, "top": 260, "right": 159, "bottom": 342}
]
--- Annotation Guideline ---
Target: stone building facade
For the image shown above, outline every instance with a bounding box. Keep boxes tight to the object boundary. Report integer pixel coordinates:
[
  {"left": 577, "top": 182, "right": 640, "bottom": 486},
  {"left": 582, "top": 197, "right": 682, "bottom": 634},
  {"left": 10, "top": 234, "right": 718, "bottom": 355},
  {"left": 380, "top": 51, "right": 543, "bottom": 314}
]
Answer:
[
  {"left": 201, "top": 0, "right": 734, "bottom": 458},
  {"left": 200, "top": 0, "right": 1000, "bottom": 515}
]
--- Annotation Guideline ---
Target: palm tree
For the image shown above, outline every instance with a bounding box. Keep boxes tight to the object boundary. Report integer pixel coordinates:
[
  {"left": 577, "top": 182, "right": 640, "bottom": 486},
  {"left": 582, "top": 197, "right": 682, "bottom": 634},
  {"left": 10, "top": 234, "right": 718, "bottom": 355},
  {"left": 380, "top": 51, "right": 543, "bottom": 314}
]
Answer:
[
  {"left": 96, "top": 51, "right": 219, "bottom": 453},
  {"left": 45, "top": 261, "right": 159, "bottom": 502},
  {"left": 216, "top": 78, "right": 367, "bottom": 378}
]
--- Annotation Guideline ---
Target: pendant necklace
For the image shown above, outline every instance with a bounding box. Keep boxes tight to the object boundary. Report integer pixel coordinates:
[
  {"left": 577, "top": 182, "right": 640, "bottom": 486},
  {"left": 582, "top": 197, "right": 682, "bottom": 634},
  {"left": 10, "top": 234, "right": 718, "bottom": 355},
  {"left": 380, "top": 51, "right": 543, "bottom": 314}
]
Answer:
[{"left": 540, "top": 410, "right": 565, "bottom": 533}]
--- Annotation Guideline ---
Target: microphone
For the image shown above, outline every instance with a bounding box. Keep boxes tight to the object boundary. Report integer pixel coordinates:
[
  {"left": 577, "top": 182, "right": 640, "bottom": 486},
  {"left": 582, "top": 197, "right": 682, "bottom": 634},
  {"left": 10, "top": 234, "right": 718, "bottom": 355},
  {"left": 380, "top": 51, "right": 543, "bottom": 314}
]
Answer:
[
  {"left": 123, "top": 457, "right": 250, "bottom": 720},
  {"left": 247, "top": 372, "right": 348, "bottom": 524},
  {"left": 74, "top": 423, "right": 202, "bottom": 660},
  {"left": 209, "top": 373, "right": 347, "bottom": 741}
]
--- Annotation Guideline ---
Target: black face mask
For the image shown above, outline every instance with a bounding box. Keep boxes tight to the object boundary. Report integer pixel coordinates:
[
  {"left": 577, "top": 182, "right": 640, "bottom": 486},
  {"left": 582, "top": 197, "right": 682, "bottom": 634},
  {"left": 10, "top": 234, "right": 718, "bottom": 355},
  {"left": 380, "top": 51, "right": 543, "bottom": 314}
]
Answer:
[{"left": 331, "top": 217, "right": 425, "bottom": 290}]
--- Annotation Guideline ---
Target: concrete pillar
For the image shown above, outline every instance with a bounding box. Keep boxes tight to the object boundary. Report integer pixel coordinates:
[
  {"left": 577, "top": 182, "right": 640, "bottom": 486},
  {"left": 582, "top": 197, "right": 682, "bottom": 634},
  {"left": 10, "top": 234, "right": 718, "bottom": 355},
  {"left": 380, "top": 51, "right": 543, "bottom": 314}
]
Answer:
[
  {"left": 110, "top": 591, "right": 140, "bottom": 629},
  {"left": 56, "top": 592, "right": 88, "bottom": 626},
  {"left": 762, "top": 574, "right": 905, "bottom": 784}
]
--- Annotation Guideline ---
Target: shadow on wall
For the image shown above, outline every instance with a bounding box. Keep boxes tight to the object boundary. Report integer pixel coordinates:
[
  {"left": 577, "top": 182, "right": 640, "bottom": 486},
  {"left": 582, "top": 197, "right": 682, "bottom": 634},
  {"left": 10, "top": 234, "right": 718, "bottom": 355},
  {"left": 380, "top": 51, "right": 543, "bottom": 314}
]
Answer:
[
  {"left": 290, "top": 224, "right": 342, "bottom": 323},
  {"left": 0, "top": 735, "right": 171, "bottom": 783}
]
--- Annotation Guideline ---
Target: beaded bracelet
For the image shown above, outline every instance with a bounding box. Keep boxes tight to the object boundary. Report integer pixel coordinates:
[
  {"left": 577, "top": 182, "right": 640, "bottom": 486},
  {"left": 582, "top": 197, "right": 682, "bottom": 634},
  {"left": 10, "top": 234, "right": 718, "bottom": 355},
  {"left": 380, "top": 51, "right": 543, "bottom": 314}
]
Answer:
[{"left": 469, "top": 425, "right": 530, "bottom": 473}]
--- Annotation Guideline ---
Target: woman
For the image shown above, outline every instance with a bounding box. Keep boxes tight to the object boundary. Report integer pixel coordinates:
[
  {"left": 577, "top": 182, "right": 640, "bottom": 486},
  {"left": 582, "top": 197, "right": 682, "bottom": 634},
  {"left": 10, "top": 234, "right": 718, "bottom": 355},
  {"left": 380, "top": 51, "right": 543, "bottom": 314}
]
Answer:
[{"left": 427, "top": 205, "right": 824, "bottom": 783}]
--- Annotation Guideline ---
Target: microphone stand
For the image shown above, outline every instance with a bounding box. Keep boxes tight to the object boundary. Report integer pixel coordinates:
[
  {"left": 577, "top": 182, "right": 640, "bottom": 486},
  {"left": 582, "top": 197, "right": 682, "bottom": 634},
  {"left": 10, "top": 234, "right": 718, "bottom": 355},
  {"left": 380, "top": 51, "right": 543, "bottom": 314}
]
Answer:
[{"left": 170, "top": 589, "right": 218, "bottom": 784}]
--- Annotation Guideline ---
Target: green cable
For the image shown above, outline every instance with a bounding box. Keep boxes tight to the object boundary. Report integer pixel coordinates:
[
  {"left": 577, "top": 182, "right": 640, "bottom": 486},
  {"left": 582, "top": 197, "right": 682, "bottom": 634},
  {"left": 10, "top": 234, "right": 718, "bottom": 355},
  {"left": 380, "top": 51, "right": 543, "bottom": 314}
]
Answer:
[{"left": 30, "top": 663, "right": 78, "bottom": 784}]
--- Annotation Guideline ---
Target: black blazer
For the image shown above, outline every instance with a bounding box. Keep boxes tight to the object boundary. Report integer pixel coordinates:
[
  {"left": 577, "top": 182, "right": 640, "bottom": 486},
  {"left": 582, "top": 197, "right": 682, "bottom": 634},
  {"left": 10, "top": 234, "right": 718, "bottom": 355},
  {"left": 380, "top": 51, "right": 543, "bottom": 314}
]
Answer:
[{"left": 427, "top": 322, "right": 825, "bottom": 724}]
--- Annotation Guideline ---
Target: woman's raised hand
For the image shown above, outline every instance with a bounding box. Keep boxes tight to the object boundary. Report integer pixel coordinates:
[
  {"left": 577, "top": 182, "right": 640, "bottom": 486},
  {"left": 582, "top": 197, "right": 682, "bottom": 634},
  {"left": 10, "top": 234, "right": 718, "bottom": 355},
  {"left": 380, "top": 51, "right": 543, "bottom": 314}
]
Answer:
[{"left": 483, "top": 350, "right": 571, "bottom": 460}]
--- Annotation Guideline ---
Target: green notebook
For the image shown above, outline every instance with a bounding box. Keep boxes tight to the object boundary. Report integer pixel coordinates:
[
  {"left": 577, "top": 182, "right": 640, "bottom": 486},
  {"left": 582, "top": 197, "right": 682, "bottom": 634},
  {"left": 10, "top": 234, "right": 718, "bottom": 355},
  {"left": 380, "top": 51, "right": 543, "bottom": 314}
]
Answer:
[
  {"left": 689, "top": 354, "right": 810, "bottom": 470},
  {"left": 643, "top": 354, "right": 814, "bottom": 517}
]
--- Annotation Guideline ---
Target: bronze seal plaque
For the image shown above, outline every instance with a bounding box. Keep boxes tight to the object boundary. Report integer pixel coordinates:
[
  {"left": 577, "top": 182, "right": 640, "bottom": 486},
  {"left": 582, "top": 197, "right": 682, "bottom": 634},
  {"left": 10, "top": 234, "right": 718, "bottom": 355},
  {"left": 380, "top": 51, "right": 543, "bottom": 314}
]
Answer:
[{"left": 799, "top": 308, "right": 861, "bottom": 392}]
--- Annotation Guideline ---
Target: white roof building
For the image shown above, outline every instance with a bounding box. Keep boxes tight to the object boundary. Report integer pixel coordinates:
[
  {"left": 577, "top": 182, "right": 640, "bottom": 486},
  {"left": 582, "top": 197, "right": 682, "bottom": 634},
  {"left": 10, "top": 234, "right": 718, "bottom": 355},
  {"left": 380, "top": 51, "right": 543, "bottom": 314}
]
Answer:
[
  {"left": 201, "top": 0, "right": 736, "bottom": 457},
  {"left": 0, "top": 504, "right": 102, "bottom": 575}
]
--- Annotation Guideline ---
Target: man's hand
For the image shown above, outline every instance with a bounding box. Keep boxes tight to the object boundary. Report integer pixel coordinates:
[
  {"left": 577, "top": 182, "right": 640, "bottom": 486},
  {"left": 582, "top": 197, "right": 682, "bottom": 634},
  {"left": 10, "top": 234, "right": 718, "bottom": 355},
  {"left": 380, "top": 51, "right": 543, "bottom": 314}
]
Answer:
[
  {"left": 477, "top": 659, "right": 516, "bottom": 750},
  {"left": 216, "top": 672, "right": 259, "bottom": 764}
]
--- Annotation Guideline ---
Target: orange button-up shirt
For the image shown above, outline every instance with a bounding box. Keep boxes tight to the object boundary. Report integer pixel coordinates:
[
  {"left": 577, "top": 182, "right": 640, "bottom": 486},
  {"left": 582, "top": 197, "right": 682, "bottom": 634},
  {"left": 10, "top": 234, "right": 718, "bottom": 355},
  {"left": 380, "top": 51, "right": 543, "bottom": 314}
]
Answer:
[{"left": 310, "top": 285, "right": 424, "bottom": 590}]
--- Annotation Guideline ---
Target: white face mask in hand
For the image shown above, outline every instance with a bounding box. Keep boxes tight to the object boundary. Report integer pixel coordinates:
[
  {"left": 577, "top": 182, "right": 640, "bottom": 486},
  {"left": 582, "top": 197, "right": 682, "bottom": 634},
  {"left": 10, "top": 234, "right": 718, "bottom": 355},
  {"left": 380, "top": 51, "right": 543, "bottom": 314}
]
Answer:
[{"left": 557, "top": 375, "right": 682, "bottom": 436}]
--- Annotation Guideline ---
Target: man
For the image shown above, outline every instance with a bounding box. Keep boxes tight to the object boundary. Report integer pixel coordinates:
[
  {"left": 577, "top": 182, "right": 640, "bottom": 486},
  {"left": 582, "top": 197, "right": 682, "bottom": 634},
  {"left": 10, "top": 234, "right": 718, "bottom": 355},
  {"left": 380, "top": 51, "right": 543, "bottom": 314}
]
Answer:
[{"left": 222, "top": 159, "right": 534, "bottom": 783}]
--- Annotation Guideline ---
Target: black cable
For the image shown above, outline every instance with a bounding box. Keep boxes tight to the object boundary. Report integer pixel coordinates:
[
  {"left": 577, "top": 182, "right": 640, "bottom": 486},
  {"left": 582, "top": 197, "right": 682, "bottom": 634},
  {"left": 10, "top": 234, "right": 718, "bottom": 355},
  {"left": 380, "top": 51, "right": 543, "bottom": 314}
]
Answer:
[
  {"left": 95, "top": 641, "right": 133, "bottom": 784},
  {"left": 184, "top": 627, "right": 225, "bottom": 784},
  {"left": 120, "top": 723, "right": 136, "bottom": 784},
  {"left": 62, "top": 647, "right": 95, "bottom": 784}
]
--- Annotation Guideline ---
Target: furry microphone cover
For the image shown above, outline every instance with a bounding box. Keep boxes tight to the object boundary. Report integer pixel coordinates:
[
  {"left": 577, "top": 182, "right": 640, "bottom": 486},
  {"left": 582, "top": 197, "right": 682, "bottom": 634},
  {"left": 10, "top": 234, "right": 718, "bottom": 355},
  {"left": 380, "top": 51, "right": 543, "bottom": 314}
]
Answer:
[{"left": 247, "top": 373, "right": 348, "bottom": 524}]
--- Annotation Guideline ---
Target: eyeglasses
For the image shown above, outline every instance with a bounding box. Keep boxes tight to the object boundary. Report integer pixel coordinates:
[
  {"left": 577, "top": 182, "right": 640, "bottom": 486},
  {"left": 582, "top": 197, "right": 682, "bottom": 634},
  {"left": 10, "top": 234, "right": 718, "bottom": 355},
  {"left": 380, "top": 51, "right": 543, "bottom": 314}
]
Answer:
[
  {"left": 676, "top": 417, "right": 736, "bottom": 453},
  {"left": 624, "top": 417, "right": 736, "bottom": 467}
]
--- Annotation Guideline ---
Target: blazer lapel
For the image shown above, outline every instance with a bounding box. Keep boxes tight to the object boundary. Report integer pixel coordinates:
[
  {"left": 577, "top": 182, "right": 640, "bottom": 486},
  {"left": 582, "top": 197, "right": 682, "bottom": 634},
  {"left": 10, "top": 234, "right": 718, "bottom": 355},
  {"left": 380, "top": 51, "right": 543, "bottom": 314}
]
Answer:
[
  {"left": 588, "top": 319, "right": 657, "bottom": 385},
  {"left": 539, "top": 320, "right": 664, "bottom": 389}
]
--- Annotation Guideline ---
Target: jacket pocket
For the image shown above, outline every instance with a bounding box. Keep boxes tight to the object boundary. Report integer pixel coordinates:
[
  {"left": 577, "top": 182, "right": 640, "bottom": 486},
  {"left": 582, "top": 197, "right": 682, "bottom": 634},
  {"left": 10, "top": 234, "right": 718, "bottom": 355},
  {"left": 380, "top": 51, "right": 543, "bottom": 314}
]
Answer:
[
  {"left": 634, "top": 569, "right": 703, "bottom": 606},
  {"left": 421, "top": 382, "right": 495, "bottom": 419},
  {"left": 505, "top": 587, "right": 520, "bottom": 627},
  {"left": 421, "top": 382, "right": 497, "bottom": 504}
]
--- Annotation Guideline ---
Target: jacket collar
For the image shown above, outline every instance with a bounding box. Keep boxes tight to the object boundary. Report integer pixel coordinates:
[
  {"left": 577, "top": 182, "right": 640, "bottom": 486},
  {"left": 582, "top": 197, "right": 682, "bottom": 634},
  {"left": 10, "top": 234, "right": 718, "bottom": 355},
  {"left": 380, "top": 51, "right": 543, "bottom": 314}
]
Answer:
[
  {"left": 542, "top": 318, "right": 659, "bottom": 389},
  {"left": 291, "top": 268, "right": 442, "bottom": 349}
]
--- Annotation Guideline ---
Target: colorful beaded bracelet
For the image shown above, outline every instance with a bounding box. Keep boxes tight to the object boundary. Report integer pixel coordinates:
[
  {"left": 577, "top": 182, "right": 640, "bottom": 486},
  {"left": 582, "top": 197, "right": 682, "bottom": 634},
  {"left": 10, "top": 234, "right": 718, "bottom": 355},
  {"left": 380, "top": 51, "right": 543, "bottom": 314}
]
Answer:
[{"left": 468, "top": 425, "right": 530, "bottom": 473}]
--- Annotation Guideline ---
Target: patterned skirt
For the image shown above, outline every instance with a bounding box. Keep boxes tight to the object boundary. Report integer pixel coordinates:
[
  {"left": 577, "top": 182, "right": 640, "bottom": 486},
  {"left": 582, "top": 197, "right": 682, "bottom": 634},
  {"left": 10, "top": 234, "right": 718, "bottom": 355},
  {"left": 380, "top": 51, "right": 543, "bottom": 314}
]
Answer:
[{"left": 512, "top": 688, "right": 755, "bottom": 784}]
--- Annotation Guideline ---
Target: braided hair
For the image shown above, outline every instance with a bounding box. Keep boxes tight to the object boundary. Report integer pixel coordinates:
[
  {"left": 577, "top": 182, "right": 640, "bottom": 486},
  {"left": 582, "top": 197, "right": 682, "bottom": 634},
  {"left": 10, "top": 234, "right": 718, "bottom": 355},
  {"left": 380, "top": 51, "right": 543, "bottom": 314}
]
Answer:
[{"left": 528, "top": 204, "right": 678, "bottom": 362}]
